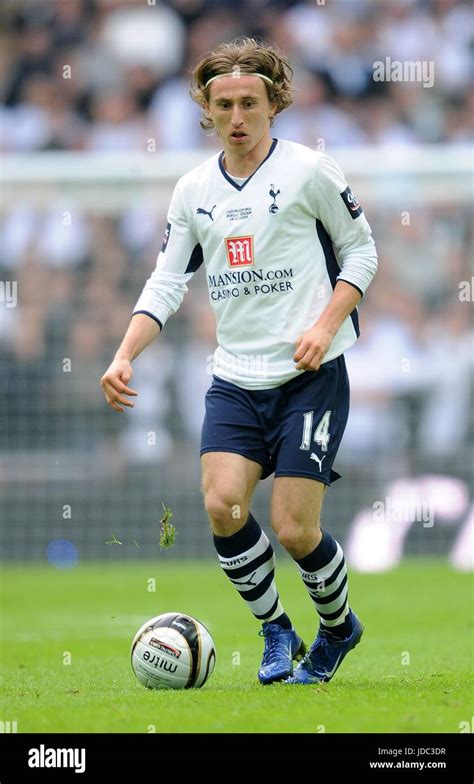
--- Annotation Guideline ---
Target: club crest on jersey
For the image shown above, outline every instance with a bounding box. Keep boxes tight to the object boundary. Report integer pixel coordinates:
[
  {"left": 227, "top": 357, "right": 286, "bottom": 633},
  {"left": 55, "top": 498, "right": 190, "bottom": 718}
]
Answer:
[
  {"left": 225, "top": 235, "right": 254, "bottom": 268},
  {"left": 197, "top": 205, "right": 216, "bottom": 221},
  {"left": 268, "top": 184, "right": 280, "bottom": 214},
  {"left": 341, "top": 186, "right": 363, "bottom": 219}
]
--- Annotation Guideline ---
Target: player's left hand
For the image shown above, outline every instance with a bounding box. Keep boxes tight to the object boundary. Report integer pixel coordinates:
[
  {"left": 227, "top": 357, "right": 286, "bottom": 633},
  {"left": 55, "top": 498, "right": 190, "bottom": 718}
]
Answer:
[{"left": 293, "top": 324, "right": 334, "bottom": 371}]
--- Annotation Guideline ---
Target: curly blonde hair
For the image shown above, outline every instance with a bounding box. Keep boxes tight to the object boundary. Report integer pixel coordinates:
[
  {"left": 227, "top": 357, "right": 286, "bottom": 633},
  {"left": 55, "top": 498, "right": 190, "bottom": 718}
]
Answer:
[{"left": 191, "top": 38, "right": 294, "bottom": 129}]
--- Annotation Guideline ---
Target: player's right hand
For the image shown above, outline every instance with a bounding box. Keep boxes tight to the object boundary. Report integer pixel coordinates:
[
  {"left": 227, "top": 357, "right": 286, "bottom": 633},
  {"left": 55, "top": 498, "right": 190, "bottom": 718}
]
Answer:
[{"left": 100, "top": 359, "right": 138, "bottom": 413}]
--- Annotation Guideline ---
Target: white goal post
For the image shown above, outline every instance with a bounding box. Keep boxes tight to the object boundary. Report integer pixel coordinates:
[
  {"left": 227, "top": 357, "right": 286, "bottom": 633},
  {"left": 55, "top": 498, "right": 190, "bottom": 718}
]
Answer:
[{"left": 1, "top": 145, "right": 472, "bottom": 212}]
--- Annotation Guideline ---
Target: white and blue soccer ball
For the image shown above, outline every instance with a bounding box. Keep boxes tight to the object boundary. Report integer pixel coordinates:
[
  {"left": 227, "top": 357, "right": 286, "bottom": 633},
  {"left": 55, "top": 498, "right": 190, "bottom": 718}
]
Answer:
[{"left": 131, "top": 612, "right": 216, "bottom": 690}]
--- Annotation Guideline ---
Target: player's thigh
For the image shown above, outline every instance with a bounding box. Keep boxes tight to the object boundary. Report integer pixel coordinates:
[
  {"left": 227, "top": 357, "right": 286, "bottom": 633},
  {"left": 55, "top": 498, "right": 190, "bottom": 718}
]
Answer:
[
  {"left": 270, "top": 476, "right": 326, "bottom": 535},
  {"left": 201, "top": 451, "right": 262, "bottom": 522}
]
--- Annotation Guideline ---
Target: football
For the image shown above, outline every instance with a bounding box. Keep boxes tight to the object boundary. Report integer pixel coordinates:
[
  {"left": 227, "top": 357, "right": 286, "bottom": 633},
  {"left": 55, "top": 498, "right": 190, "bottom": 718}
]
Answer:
[{"left": 131, "top": 612, "right": 216, "bottom": 690}]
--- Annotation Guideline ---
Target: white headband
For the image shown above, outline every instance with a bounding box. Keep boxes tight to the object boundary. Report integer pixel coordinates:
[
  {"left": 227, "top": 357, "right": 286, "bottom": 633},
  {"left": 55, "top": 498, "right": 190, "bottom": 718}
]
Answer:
[{"left": 205, "top": 67, "right": 274, "bottom": 89}]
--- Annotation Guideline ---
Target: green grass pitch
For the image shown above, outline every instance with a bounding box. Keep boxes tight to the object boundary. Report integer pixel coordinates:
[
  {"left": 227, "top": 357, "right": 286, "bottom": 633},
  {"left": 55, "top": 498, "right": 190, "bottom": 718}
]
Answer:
[{"left": 0, "top": 558, "right": 472, "bottom": 733}]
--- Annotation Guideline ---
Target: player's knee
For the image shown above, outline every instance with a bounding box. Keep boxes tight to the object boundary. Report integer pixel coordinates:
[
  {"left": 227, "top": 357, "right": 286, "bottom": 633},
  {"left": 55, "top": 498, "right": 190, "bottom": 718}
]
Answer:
[
  {"left": 276, "top": 523, "right": 319, "bottom": 557},
  {"left": 204, "top": 491, "right": 248, "bottom": 532}
]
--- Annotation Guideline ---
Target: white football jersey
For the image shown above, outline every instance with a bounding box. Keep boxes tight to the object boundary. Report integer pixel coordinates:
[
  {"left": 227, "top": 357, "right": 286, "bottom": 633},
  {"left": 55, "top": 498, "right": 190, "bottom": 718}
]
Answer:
[{"left": 134, "top": 139, "right": 377, "bottom": 389}]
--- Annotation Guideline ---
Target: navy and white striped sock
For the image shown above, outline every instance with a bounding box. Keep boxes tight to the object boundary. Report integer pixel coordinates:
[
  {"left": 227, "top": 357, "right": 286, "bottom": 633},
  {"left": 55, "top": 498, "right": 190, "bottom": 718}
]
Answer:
[
  {"left": 213, "top": 513, "right": 292, "bottom": 629},
  {"left": 295, "top": 530, "right": 353, "bottom": 639}
]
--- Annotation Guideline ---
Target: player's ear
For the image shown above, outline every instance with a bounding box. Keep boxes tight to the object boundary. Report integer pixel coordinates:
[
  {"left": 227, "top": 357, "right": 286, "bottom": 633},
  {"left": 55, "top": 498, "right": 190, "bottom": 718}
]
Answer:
[{"left": 203, "top": 101, "right": 213, "bottom": 123}]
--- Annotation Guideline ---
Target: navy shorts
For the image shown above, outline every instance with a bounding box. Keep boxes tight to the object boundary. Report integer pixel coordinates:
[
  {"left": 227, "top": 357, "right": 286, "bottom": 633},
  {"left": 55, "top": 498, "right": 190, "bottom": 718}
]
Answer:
[{"left": 200, "top": 355, "right": 350, "bottom": 485}]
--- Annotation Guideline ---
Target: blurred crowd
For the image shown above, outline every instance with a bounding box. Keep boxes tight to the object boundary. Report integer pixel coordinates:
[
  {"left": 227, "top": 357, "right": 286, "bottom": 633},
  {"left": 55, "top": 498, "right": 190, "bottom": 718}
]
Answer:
[
  {"left": 0, "top": 0, "right": 472, "bottom": 476},
  {"left": 1, "top": 0, "right": 473, "bottom": 151}
]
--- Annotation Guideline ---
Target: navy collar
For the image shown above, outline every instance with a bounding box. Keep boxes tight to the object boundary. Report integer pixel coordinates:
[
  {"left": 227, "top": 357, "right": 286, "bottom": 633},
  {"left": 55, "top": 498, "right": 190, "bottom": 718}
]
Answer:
[{"left": 218, "top": 138, "right": 278, "bottom": 191}]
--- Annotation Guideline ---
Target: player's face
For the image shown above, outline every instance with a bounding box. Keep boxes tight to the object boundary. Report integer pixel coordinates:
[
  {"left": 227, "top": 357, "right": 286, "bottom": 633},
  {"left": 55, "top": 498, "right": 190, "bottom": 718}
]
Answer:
[{"left": 206, "top": 76, "right": 276, "bottom": 155}]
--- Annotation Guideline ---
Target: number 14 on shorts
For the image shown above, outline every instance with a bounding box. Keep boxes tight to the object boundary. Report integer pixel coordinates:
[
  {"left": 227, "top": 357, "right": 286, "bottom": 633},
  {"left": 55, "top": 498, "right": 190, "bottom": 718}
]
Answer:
[{"left": 300, "top": 410, "right": 331, "bottom": 452}]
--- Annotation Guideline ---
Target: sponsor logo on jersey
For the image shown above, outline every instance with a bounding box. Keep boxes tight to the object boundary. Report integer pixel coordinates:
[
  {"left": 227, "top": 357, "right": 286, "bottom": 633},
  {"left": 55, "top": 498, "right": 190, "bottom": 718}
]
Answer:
[
  {"left": 149, "top": 638, "right": 181, "bottom": 658},
  {"left": 196, "top": 205, "right": 216, "bottom": 221},
  {"left": 268, "top": 184, "right": 280, "bottom": 214},
  {"left": 161, "top": 222, "right": 171, "bottom": 252},
  {"left": 340, "top": 186, "right": 363, "bottom": 219},
  {"left": 225, "top": 235, "right": 254, "bottom": 267}
]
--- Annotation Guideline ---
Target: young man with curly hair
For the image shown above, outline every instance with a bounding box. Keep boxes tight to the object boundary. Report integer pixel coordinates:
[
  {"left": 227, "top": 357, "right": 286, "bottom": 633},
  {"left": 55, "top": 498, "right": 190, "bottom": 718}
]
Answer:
[{"left": 101, "top": 38, "right": 378, "bottom": 685}]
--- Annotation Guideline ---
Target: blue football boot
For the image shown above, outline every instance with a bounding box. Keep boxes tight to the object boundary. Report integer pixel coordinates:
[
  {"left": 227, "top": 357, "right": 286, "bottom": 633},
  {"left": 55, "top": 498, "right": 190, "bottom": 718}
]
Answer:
[
  {"left": 285, "top": 609, "right": 363, "bottom": 685},
  {"left": 258, "top": 623, "right": 306, "bottom": 685}
]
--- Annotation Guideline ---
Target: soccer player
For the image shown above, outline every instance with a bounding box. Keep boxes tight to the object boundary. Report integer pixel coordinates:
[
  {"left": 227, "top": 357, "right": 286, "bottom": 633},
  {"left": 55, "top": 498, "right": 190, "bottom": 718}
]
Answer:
[{"left": 101, "top": 38, "right": 378, "bottom": 685}]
